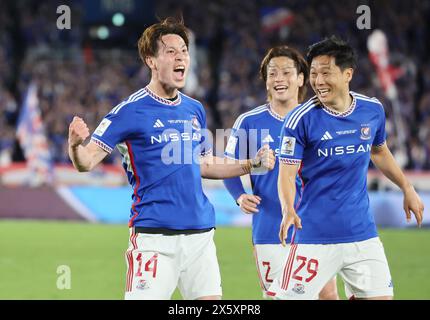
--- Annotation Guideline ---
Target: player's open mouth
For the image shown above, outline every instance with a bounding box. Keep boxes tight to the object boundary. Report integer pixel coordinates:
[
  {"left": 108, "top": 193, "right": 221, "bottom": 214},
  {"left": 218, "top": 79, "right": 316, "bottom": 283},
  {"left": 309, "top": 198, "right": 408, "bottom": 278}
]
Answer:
[
  {"left": 274, "top": 85, "right": 288, "bottom": 92},
  {"left": 174, "top": 66, "right": 185, "bottom": 78},
  {"left": 317, "top": 88, "right": 330, "bottom": 97}
]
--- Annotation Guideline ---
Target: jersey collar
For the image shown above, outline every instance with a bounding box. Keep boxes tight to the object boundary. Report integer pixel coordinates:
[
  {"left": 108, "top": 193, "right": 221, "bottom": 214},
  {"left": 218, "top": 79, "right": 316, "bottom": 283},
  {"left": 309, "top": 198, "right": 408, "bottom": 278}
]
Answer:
[
  {"left": 320, "top": 93, "right": 356, "bottom": 117},
  {"left": 144, "top": 86, "right": 182, "bottom": 106},
  {"left": 267, "top": 104, "right": 286, "bottom": 122}
]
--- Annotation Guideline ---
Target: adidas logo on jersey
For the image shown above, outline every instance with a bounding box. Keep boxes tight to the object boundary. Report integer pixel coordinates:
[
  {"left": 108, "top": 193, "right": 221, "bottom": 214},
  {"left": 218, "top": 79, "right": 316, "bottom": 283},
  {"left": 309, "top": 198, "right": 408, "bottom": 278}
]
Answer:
[
  {"left": 153, "top": 119, "right": 164, "bottom": 128},
  {"left": 321, "top": 131, "right": 333, "bottom": 140},
  {"left": 262, "top": 134, "right": 274, "bottom": 143}
]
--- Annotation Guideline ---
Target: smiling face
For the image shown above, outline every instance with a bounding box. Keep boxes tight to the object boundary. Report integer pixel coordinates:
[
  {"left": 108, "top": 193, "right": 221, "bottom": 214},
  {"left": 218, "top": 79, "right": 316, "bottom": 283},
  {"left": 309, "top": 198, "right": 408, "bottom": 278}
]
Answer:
[
  {"left": 146, "top": 34, "right": 190, "bottom": 92},
  {"left": 309, "top": 55, "right": 353, "bottom": 107},
  {"left": 266, "top": 56, "right": 304, "bottom": 104}
]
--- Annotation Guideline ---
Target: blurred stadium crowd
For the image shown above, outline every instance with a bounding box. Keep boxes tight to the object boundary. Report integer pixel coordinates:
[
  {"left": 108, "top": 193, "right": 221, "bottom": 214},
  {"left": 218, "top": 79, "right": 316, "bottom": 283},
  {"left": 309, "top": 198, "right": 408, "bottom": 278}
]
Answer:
[{"left": 0, "top": 0, "right": 429, "bottom": 169}]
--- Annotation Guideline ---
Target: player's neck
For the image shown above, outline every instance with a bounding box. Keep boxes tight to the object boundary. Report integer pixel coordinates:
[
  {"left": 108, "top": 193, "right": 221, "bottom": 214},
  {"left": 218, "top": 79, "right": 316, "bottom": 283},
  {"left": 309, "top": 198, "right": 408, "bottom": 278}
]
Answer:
[
  {"left": 147, "top": 81, "right": 178, "bottom": 99},
  {"left": 322, "top": 92, "right": 352, "bottom": 113},
  {"left": 270, "top": 98, "right": 298, "bottom": 118}
]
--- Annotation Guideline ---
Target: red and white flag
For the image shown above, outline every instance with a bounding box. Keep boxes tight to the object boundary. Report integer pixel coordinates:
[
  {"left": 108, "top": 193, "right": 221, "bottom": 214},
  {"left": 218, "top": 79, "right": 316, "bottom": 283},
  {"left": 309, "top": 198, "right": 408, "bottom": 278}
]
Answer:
[
  {"left": 367, "top": 30, "right": 404, "bottom": 99},
  {"left": 16, "top": 83, "right": 53, "bottom": 186},
  {"left": 260, "top": 7, "right": 294, "bottom": 33}
]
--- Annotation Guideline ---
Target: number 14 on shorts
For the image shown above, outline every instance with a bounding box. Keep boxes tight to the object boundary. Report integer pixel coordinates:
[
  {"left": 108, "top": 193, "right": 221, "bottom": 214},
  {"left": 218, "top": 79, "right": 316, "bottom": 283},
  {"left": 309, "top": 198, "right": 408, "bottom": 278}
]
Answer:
[{"left": 136, "top": 253, "right": 159, "bottom": 278}]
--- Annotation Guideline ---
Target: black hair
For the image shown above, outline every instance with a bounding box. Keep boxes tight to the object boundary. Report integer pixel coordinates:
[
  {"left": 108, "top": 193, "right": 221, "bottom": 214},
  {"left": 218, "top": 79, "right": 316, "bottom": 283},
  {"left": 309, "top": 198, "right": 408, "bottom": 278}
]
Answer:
[{"left": 306, "top": 36, "right": 357, "bottom": 70}]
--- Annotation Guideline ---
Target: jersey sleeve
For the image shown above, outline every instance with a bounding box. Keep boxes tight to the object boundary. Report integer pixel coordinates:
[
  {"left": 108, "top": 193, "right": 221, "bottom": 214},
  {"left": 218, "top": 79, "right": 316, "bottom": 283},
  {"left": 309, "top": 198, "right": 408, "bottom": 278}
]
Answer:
[
  {"left": 196, "top": 103, "right": 213, "bottom": 156},
  {"left": 223, "top": 177, "right": 246, "bottom": 202},
  {"left": 373, "top": 102, "right": 387, "bottom": 147},
  {"left": 91, "top": 104, "right": 136, "bottom": 153},
  {"left": 278, "top": 114, "right": 306, "bottom": 164},
  {"left": 224, "top": 116, "right": 249, "bottom": 160}
]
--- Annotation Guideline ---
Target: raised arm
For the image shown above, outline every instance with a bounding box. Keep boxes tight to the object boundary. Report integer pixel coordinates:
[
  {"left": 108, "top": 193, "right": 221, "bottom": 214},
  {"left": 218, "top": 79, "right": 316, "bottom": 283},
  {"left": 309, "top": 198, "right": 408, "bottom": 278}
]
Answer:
[
  {"left": 278, "top": 162, "right": 301, "bottom": 246},
  {"left": 371, "top": 143, "right": 424, "bottom": 226},
  {"left": 68, "top": 116, "right": 109, "bottom": 172}
]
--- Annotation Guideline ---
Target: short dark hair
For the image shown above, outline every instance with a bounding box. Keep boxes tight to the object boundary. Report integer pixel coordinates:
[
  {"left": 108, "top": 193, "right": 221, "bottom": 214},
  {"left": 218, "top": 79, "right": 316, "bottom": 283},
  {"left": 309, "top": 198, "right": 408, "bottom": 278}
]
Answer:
[
  {"left": 260, "top": 46, "right": 309, "bottom": 103},
  {"left": 138, "top": 17, "right": 189, "bottom": 65},
  {"left": 306, "top": 36, "right": 357, "bottom": 70}
]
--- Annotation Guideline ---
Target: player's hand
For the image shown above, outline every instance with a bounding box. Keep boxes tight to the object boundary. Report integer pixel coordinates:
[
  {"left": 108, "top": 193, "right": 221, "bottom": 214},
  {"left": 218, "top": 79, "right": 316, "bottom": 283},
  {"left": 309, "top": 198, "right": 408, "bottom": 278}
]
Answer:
[
  {"left": 68, "top": 116, "right": 90, "bottom": 148},
  {"left": 237, "top": 194, "right": 262, "bottom": 214},
  {"left": 403, "top": 185, "right": 424, "bottom": 227},
  {"left": 252, "top": 144, "right": 275, "bottom": 171},
  {"left": 279, "top": 207, "right": 302, "bottom": 247}
]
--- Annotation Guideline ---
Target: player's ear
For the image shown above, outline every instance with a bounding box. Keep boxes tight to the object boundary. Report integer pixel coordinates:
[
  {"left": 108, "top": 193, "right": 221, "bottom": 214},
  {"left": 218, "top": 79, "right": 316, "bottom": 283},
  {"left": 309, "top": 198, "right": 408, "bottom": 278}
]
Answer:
[
  {"left": 344, "top": 68, "right": 354, "bottom": 83},
  {"left": 298, "top": 72, "right": 304, "bottom": 87},
  {"left": 145, "top": 56, "right": 156, "bottom": 70}
]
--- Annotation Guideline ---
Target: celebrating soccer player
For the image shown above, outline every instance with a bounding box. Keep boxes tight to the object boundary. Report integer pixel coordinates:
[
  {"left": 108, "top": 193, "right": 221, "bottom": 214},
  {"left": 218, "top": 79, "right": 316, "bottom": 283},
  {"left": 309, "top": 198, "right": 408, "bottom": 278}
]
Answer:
[
  {"left": 224, "top": 46, "right": 338, "bottom": 299},
  {"left": 268, "top": 36, "right": 424, "bottom": 300},
  {"left": 67, "top": 17, "right": 275, "bottom": 300}
]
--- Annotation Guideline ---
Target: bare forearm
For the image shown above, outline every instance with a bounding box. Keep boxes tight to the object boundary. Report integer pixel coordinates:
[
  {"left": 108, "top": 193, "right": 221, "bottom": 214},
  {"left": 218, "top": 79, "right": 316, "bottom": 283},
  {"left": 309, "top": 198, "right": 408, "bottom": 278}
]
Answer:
[
  {"left": 278, "top": 171, "right": 296, "bottom": 213},
  {"left": 371, "top": 146, "right": 411, "bottom": 191},
  {"left": 68, "top": 117, "right": 108, "bottom": 172},
  {"left": 68, "top": 144, "right": 94, "bottom": 172},
  {"left": 200, "top": 156, "right": 252, "bottom": 179}
]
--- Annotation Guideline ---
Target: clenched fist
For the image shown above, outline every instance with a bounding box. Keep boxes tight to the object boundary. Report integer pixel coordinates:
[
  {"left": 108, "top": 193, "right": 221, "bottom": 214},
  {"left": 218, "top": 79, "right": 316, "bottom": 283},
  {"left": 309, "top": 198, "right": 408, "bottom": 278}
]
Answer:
[
  {"left": 68, "top": 116, "right": 90, "bottom": 148},
  {"left": 251, "top": 144, "right": 276, "bottom": 171}
]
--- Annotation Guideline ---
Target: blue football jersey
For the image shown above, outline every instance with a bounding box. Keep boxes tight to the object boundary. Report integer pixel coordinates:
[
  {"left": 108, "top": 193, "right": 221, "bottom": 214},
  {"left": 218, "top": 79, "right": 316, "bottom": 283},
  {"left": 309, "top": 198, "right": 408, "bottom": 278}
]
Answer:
[
  {"left": 225, "top": 104, "right": 302, "bottom": 244},
  {"left": 279, "top": 92, "right": 386, "bottom": 244},
  {"left": 91, "top": 86, "right": 215, "bottom": 229}
]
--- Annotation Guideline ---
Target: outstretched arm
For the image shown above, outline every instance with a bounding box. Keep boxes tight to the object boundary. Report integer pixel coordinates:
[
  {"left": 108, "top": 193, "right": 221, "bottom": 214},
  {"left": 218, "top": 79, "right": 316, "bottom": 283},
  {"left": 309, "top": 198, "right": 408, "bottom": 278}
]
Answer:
[
  {"left": 371, "top": 143, "right": 424, "bottom": 226},
  {"left": 200, "top": 144, "right": 275, "bottom": 179},
  {"left": 68, "top": 116, "right": 109, "bottom": 172}
]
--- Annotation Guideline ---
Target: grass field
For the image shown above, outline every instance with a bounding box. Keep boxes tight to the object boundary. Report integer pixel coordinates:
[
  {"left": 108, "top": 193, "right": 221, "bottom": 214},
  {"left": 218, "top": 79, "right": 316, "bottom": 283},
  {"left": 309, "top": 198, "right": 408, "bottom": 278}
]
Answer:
[{"left": 0, "top": 220, "right": 429, "bottom": 300}]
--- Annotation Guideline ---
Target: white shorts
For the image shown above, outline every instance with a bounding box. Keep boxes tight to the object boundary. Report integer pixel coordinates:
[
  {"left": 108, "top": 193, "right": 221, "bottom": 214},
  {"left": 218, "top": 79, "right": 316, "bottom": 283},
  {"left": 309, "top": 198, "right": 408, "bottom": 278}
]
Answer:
[
  {"left": 267, "top": 237, "right": 393, "bottom": 300},
  {"left": 124, "top": 228, "right": 222, "bottom": 300},
  {"left": 254, "top": 244, "right": 290, "bottom": 298}
]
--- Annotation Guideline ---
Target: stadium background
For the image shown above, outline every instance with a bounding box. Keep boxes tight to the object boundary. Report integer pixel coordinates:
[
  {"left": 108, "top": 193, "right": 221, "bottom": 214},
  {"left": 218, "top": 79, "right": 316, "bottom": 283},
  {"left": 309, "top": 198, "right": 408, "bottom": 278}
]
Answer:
[{"left": 0, "top": 0, "right": 429, "bottom": 299}]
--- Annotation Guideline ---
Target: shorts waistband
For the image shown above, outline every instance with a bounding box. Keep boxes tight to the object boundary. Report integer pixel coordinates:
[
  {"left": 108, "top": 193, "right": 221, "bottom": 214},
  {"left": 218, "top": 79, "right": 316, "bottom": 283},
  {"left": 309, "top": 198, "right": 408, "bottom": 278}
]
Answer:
[{"left": 133, "top": 227, "right": 214, "bottom": 236}]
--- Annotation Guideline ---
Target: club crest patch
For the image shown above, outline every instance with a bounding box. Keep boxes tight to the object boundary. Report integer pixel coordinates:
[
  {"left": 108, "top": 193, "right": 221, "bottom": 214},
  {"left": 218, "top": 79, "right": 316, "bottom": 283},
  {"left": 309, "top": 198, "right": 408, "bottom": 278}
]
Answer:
[
  {"left": 191, "top": 116, "right": 201, "bottom": 131},
  {"left": 360, "top": 126, "right": 371, "bottom": 140},
  {"left": 292, "top": 283, "right": 305, "bottom": 294}
]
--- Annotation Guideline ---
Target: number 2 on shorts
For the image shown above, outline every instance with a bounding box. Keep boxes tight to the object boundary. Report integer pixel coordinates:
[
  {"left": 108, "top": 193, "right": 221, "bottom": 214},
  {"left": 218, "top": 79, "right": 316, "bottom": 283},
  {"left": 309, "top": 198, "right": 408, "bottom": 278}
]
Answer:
[
  {"left": 136, "top": 253, "right": 158, "bottom": 278},
  {"left": 262, "top": 261, "right": 273, "bottom": 283}
]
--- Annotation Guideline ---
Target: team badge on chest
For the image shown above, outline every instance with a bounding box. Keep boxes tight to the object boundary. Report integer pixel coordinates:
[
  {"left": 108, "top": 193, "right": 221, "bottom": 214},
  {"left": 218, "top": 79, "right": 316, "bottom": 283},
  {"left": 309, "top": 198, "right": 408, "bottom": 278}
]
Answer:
[
  {"left": 360, "top": 126, "right": 371, "bottom": 140},
  {"left": 191, "top": 116, "right": 201, "bottom": 131}
]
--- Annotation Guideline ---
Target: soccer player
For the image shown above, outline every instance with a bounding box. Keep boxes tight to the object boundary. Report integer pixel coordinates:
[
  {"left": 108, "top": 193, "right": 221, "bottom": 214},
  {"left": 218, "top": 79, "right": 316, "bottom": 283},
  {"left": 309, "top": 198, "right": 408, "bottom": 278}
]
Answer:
[
  {"left": 268, "top": 36, "right": 424, "bottom": 300},
  {"left": 223, "top": 46, "right": 338, "bottom": 299},
  {"left": 67, "top": 17, "right": 275, "bottom": 300}
]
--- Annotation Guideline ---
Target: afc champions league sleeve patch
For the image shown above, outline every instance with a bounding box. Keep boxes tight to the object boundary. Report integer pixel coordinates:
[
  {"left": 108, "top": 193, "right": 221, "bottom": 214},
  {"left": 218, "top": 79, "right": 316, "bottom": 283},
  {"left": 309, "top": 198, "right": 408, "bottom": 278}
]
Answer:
[
  {"left": 94, "top": 118, "right": 112, "bottom": 136},
  {"left": 225, "top": 135, "right": 238, "bottom": 155},
  {"left": 280, "top": 136, "right": 296, "bottom": 156}
]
